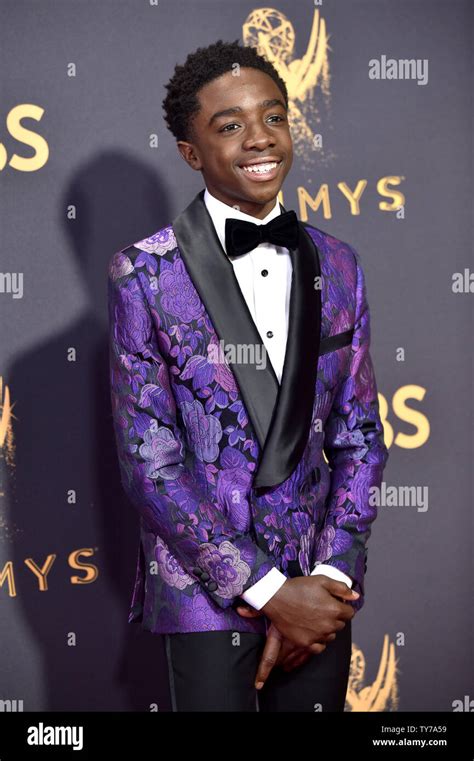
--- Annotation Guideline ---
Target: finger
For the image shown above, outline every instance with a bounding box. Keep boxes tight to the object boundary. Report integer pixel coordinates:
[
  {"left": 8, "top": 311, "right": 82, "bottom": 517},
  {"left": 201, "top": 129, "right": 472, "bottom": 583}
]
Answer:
[
  {"left": 266, "top": 622, "right": 283, "bottom": 641},
  {"left": 267, "top": 624, "right": 292, "bottom": 667},
  {"left": 277, "top": 638, "right": 297, "bottom": 665},
  {"left": 308, "top": 641, "right": 327, "bottom": 655},
  {"left": 282, "top": 645, "right": 305, "bottom": 662},
  {"left": 235, "top": 604, "right": 263, "bottom": 618},
  {"left": 293, "top": 652, "right": 313, "bottom": 669},
  {"left": 255, "top": 631, "right": 282, "bottom": 690},
  {"left": 324, "top": 579, "right": 360, "bottom": 601},
  {"left": 337, "top": 604, "right": 356, "bottom": 622},
  {"left": 283, "top": 651, "right": 312, "bottom": 672},
  {"left": 331, "top": 601, "right": 356, "bottom": 622},
  {"left": 283, "top": 644, "right": 312, "bottom": 666},
  {"left": 281, "top": 647, "right": 307, "bottom": 668},
  {"left": 285, "top": 632, "right": 336, "bottom": 667}
]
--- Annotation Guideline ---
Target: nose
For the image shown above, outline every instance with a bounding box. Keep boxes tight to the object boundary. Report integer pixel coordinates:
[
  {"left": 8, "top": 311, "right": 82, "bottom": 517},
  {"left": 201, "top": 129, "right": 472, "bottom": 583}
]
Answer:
[{"left": 241, "top": 120, "right": 276, "bottom": 152}]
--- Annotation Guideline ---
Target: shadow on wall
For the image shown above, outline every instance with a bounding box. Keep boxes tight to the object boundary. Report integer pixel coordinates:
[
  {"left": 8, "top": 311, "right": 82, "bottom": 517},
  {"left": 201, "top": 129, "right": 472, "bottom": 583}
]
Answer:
[{"left": 6, "top": 151, "right": 187, "bottom": 710}]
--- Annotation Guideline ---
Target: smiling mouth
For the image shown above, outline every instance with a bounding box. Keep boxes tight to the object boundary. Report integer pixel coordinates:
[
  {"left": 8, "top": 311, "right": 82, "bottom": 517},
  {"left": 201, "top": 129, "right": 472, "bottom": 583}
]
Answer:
[
  {"left": 237, "top": 159, "right": 283, "bottom": 181},
  {"left": 239, "top": 160, "right": 282, "bottom": 174}
]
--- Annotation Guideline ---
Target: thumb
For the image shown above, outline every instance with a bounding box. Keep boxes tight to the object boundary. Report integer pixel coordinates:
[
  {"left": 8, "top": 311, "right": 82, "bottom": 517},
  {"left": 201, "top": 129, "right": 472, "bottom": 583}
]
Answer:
[
  {"left": 330, "top": 580, "right": 360, "bottom": 599},
  {"left": 235, "top": 604, "right": 263, "bottom": 618}
]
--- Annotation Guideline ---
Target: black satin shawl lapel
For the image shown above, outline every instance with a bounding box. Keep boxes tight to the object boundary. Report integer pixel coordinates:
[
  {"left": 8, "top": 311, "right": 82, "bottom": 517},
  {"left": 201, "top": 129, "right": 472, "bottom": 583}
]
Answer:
[
  {"left": 171, "top": 190, "right": 321, "bottom": 492},
  {"left": 252, "top": 222, "right": 321, "bottom": 490},
  {"left": 172, "top": 190, "right": 279, "bottom": 450}
]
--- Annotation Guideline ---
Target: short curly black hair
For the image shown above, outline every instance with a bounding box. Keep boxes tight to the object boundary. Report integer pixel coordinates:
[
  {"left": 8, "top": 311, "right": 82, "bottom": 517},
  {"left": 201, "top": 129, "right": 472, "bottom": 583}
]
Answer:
[{"left": 162, "top": 39, "right": 289, "bottom": 143}]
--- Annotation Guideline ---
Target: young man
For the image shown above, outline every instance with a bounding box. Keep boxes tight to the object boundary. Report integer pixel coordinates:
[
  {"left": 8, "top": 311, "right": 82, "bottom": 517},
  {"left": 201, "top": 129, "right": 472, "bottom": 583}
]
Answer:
[{"left": 108, "top": 40, "right": 389, "bottom": 712}]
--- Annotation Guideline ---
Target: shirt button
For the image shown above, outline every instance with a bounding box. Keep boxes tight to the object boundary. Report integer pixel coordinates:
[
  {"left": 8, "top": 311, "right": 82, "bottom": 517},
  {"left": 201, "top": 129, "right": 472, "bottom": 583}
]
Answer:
[
  {"left": 266, "top": 330, "right": 273, "bottom": 338},
  {"left": 261, "top": 269, "right": 268, "bottom": 277}
]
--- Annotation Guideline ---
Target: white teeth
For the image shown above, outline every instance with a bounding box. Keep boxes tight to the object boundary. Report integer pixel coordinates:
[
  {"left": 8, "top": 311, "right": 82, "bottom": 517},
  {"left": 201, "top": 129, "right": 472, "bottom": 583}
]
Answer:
[{"left": 241, "top": 162, "right": 279, "bottom": 174}]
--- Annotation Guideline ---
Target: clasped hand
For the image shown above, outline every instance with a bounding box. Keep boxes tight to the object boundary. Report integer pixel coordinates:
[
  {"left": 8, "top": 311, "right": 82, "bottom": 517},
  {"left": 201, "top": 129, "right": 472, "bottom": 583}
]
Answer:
[{"left": 235, "top": 575, "right": 359, "bottom": 690}]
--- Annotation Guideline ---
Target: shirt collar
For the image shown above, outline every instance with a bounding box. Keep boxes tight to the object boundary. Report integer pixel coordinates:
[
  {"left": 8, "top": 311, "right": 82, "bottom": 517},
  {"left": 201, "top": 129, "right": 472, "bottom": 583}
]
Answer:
[{"left": 203, "top": 185, "right": 283, "bottom": 255}]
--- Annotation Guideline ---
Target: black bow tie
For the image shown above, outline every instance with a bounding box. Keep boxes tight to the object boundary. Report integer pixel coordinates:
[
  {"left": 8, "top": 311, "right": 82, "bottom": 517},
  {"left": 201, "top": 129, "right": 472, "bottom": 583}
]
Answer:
[{"left": 224, "top": 210, "right": 299, "bottom": 258}]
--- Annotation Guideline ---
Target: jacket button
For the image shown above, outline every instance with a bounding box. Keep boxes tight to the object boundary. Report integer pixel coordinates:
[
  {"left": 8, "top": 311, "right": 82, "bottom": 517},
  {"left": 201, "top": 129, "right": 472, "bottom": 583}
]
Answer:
[
  {"left": 200, "top": 572, "right": 210, "bottom": 582},
  {"left": 193, "top": 566, "right": 202, "bottom": 577},
  {"left": 207, "top": 581, "right": 218, "bottom": 592}
]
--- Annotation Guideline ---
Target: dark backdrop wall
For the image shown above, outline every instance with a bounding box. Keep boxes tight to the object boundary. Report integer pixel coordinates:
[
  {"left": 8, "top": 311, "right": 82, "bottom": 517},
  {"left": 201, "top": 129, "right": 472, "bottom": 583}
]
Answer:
[{"left": 0, "top": 0, "right": 472, "bottom": 712}]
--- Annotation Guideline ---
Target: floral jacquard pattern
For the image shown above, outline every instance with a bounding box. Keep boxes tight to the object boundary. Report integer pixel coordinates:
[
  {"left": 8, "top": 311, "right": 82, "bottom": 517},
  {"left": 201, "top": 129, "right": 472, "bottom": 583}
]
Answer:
[{"left": 108, "top": 224, "right": 389, "bottom": 634}]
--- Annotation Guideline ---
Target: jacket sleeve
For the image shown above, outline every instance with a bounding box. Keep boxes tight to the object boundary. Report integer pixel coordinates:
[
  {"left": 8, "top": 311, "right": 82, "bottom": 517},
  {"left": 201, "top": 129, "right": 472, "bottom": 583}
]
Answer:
[
  {"left": 319, "top": 247, "right": 389, "bottom": 611},
  {"left": 107, "top": 252, "right": 278, "bottom": 610}
]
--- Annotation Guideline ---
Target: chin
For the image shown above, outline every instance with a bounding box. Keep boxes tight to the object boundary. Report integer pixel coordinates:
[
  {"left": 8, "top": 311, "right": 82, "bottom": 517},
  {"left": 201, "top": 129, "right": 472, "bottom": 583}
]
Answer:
[{"left": 242, "top": 182, "right": 284, "bottom": 199}]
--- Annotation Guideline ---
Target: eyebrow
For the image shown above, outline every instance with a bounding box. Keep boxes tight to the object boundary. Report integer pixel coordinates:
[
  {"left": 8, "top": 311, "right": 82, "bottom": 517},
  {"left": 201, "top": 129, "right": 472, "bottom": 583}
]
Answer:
[{"left": 208, "top": 98, "right": 287, "bottom": 126}]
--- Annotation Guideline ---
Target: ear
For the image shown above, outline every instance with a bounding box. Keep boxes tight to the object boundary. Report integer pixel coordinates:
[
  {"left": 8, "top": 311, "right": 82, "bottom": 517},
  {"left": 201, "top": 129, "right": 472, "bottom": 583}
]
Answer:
[{"left": 176, "top": 141, "right": 202, "bottom": 171}]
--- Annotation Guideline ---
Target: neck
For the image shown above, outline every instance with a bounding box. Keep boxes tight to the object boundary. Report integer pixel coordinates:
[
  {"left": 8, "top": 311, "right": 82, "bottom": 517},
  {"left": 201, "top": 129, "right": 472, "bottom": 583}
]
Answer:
[{"left": 205, "top": 186, "right": 279, "bottom": 219}]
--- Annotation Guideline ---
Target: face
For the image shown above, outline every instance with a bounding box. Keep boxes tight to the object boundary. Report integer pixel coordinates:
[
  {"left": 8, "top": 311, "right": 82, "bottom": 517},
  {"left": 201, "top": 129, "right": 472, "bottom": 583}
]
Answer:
[{"left": 177, "top": 68, "right": 293, "bottom": 219}]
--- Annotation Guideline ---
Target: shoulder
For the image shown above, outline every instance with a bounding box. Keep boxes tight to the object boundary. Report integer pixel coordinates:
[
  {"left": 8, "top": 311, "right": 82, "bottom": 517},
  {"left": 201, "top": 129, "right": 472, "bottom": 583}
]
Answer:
[
  {"left": 301, "top": 221, "right": 368, "bottom": 299},
  {"left": 108, "top": 223, "right": 178, "bottom": 281},
  {"left": 301, "top": 222, "right": 371, "bottom": 313},
  {"left": 301, "top": 221, "right": 361, "bottom": 268}
]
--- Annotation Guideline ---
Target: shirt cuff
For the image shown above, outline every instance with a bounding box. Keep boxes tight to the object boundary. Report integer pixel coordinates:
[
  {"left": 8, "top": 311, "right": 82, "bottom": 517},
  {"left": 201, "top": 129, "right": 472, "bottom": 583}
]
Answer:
[
  {"left": 240, "top": 567, "right": 288, "bottom": 610},
  {"left": 311, "top": 562, "right": 353, "bottom": 588}
]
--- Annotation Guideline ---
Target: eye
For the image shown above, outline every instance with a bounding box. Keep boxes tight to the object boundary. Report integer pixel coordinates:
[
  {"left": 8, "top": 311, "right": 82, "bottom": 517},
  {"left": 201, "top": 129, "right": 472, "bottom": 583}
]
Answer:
[
  {"left": 218, "top": 114, "right": 286, "bottom": 133},
  {"left": 219, "top": 123, "right": 240, "bottom": 133}
]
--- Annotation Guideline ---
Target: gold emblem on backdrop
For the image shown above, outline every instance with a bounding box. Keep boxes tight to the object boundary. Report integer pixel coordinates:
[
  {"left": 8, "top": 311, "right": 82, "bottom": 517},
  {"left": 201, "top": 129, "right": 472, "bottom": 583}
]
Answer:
[
  {"left": 243, "top": 8, "right": 331, "bottom": 165},
  {"left": 345, "top": 635, "right": 400, "bottom": 711},
  {"left": 0, "top": 376, "right": 18, "bottom": 541},
  {"left": 243, "top": 8, "right": 407, "bottom": 219}
]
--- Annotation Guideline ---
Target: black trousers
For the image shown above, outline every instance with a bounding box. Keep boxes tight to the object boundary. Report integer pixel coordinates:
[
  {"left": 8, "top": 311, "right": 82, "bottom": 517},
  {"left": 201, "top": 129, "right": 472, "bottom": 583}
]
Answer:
[{"left": 164, "top": 620, "right": 352, "bottom": 712}]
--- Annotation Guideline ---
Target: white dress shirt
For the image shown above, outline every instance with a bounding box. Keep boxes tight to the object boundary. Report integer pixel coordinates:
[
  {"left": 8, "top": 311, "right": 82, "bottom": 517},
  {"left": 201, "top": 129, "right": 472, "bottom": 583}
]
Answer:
[{"left": 203, "top": 187, "right": 353, "bottom": 609}]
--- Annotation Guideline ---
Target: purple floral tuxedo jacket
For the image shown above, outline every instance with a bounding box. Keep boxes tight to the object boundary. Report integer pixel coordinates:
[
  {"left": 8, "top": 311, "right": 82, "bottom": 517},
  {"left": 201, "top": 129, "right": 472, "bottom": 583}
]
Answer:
[{"left": 107, "top": 189, "right": 389, "bottom": 635}]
